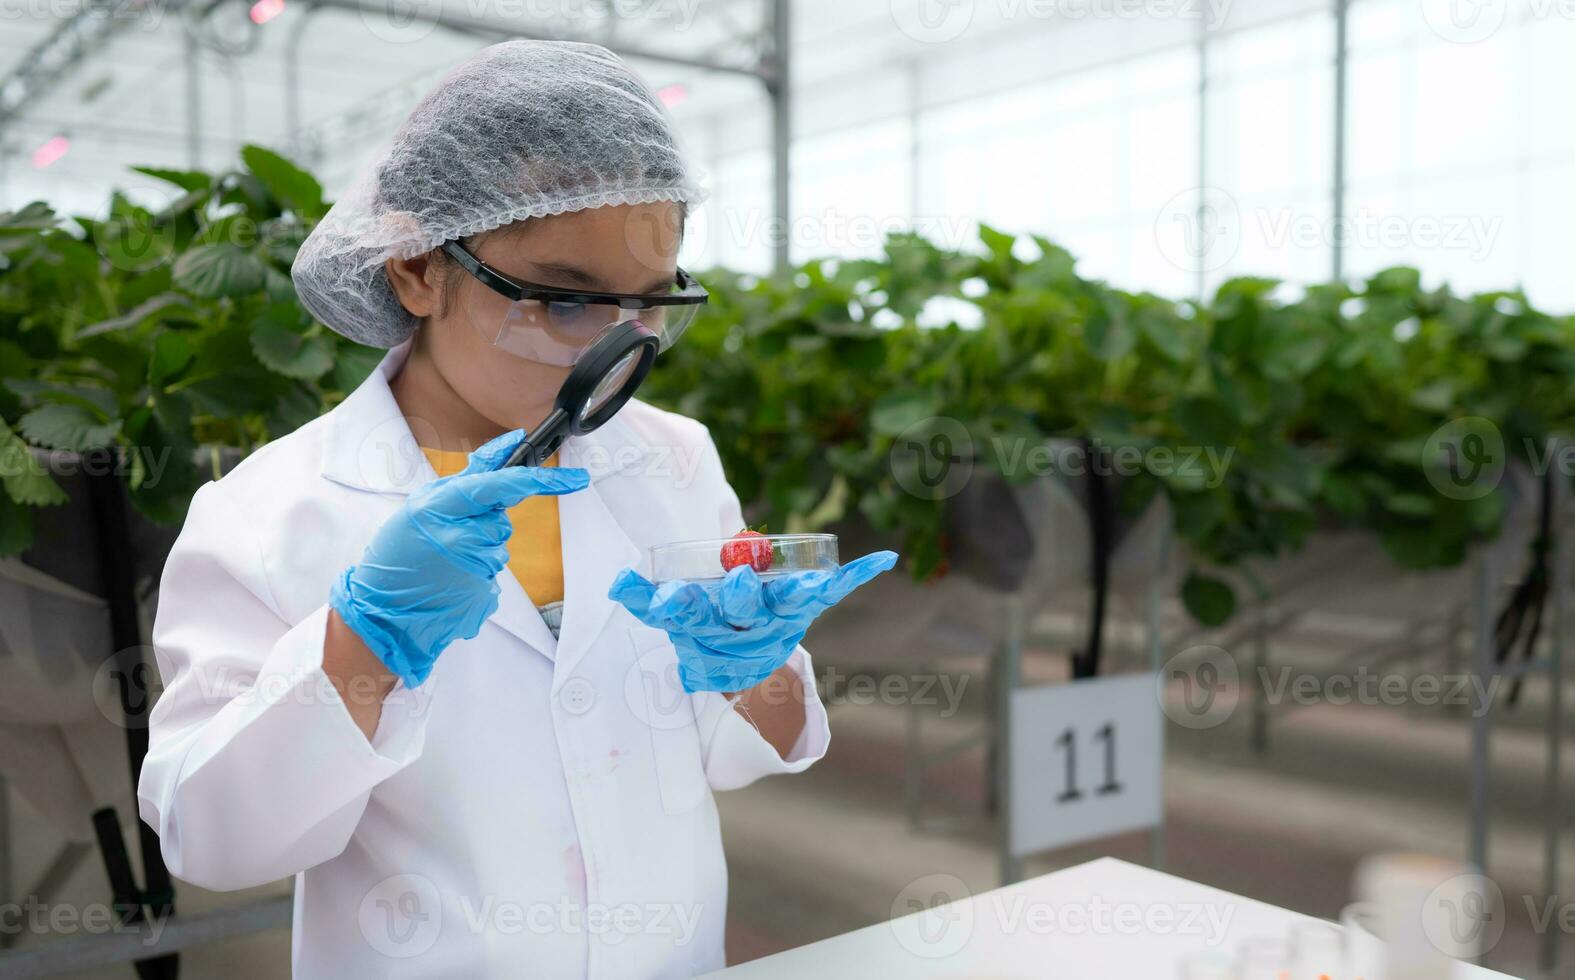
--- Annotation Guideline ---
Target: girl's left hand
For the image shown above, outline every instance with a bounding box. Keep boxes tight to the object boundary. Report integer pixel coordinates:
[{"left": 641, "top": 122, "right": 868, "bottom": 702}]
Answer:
[{"left": 608, "top": 551, "right": 898, "bottom": 693}]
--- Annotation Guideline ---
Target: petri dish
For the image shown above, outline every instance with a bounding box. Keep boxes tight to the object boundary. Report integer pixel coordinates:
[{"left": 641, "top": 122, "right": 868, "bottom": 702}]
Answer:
[{"left": 650, "top": 533, "right": 838, "bottom": 590}]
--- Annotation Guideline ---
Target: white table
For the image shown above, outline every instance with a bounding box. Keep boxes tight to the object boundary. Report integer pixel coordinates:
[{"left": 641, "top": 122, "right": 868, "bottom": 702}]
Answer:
[{"left": 707, "top": 858, "right": 1521, "bottom": 979}]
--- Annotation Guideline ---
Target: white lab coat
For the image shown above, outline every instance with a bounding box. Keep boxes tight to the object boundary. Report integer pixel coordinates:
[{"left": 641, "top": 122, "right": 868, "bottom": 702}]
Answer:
[{"left": 137, "top": 343, "right": 830, "bottom": 979}]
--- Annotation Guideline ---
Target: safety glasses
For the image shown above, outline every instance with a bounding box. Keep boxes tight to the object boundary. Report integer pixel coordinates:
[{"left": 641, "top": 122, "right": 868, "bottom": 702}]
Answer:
[{"left": 441, "top": 240, "right": 708, "bottom": 367}]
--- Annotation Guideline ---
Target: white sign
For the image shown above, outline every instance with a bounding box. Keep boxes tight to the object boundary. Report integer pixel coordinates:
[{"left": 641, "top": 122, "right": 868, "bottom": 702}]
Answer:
[{"left": 1009, "top": 673, "right": 1163, "bottom": 857}]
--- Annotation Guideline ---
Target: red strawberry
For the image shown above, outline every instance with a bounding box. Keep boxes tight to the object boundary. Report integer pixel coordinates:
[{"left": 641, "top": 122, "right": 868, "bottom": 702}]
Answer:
[{"left": 720, "top": 529, "right": 773, "bottom": 573}]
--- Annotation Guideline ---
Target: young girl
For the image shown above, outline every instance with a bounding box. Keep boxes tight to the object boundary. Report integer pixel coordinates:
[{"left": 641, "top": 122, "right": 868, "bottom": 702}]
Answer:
[{"left": 138, "top": 41, "right": 892, "bottom": 978}]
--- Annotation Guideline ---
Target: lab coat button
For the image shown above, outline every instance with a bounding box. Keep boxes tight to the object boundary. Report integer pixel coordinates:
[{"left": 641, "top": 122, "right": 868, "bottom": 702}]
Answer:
[{"left": 559, "top": 678, "right": 595, "bottom": 715}]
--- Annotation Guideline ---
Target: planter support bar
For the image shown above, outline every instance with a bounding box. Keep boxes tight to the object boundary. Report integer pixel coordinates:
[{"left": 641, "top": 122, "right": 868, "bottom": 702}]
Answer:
[{"left": 84, "top": 452, "right": 178, "bottom": 980}]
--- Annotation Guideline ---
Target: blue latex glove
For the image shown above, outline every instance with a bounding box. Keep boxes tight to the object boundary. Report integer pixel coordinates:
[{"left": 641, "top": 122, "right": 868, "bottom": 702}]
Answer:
[
  {"left": 609, "top": 550, "right": 899, "bottom": 693},
  {"left": 330, "top": 429, "right": 589, "bottom": 688}
]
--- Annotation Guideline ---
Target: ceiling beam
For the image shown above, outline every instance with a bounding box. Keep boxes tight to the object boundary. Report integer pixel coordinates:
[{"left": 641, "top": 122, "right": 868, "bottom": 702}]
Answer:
[
  {"left": 0, "top": 0, "right": 171, "bottom": 134},
  {"left": 304, "top": 0, "right": 775, "bottom": 81}
]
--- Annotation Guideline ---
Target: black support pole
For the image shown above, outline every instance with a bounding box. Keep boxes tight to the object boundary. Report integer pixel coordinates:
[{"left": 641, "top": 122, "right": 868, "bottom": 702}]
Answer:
[{"left": 84, "top": 450, "right": 178, "bottom": 980}]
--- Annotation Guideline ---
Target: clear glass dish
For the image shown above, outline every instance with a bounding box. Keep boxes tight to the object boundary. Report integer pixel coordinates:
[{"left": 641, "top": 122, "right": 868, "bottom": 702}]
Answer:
[{"left": 650, "top": 533, "right": 839, "bottom": 588}]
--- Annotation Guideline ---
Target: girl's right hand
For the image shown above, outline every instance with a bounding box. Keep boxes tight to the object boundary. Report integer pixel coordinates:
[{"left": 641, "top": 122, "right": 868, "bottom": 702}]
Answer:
[{"left": 329, "top": 429, "right": 589, "bottom": 688}]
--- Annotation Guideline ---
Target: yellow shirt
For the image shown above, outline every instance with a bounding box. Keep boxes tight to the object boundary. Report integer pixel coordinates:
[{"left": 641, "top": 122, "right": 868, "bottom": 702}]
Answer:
[{"left": 420, "top": 447, "right": 565, "bottom": 606}]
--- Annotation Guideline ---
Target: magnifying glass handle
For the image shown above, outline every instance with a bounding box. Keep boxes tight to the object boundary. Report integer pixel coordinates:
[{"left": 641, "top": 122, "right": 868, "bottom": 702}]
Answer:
[{"left": 504, "top": 408, "right": 570, "bottom": 468}]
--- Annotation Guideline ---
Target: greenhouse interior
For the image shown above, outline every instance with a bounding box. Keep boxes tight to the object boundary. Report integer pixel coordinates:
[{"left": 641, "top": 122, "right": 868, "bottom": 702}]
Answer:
[{"left": 1, "top": 0, "right": 1572, "bottom": 977}]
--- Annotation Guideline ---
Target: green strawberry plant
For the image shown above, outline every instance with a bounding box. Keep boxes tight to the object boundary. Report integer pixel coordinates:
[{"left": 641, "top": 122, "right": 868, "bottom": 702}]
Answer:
[{"left": 0, "top": 147, "right": 383, "bottom": 553}]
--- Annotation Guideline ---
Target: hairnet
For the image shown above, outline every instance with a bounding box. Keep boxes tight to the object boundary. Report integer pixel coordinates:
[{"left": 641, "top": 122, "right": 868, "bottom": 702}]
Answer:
[{"left": 292, "top": 40, "right": 702, "bottom": 349}]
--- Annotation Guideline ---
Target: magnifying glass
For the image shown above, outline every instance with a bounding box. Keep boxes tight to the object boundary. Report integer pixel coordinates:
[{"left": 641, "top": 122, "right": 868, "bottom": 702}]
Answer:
[{"left": 502, "top": 319, "right": 661, "bottom": 468}]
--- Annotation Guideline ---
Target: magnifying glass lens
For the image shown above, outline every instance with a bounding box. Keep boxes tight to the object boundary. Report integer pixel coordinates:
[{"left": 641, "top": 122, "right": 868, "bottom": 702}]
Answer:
[{"left": 582, "top": 348, "right": 643, "bottom": 421}]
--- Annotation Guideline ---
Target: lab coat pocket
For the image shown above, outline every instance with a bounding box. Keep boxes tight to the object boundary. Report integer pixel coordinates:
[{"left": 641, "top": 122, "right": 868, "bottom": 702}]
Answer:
[{"left": 624, "top": 626, "right": 707, "bottom": 814}]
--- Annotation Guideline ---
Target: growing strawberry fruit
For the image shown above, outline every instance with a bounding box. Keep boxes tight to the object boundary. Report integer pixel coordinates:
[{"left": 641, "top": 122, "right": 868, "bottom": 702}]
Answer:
[{"left": 720, "top": 529, "right": 773, "bottom": 573}]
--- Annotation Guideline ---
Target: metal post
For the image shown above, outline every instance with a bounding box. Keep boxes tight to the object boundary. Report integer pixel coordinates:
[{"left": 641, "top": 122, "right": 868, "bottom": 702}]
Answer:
[
  {"left": 284, "top": 3, "right": 322, "bottom": 148},
  {"left": 1446, "top": 603, "right": 1465, "bottom": 717},
  {"left": 905, "top": 661, "right": 923, "bottom": 828},
  {"left": 1332, "top": 0, "right": 1350, "bottom": 283},
  {"left": 0, "top": 775, "right": 10, "bottom": 936},
  {"left": 1468, "top": 549, "right": 1497, "bottom": 875},
  {"left": 907, "top": 58, "right": 921, "bottom": 226},
  {"left": 184, "top": 26, "right": 202, "bottom": 169},
  {"left": 1194, "top": 28, "right": 1209, "bottom": 303},
  {"left": 1148, "top": 528, "right": 1170, "bottom": 870},
  {"left": 767, "top": 0, "right": 792, "bottom": 274},
  {"left": 996, "top": 593, "right": 1024, "bottom": 887},
  {"left": 1251, "top": 604, "right": 1269, "bottom": 754},
  {"left": 1540, "top": 461, "right": 1566, "bottom": 975}
]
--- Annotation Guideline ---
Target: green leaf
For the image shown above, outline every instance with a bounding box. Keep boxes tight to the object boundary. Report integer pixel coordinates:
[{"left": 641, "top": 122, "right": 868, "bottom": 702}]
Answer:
[
  {"left": 1381, "top": 523, "right": 1463, "bottom": 569},
  {"left": 1136, "top": 307, "right": 1189, "bottom": 361},
  {"left": 1084, "top": 299, "right": 1135, "bottom": 361},
  {"left": 1384, "top": 492, "right": 1436, "bottom": 518},
  {"left": 18, "top": 403, "right": 121, "bottom": 452},
  {"left": 150, "top": 331, "right": 194, "bottom": 386},
  {"left": 251, "top": 307, "right": 335, "bottom": 380},
  {"left": 241, "top": 145, "right": 327, "bottom": 220},
  {"left": 173, "top": 244, "right": 268, "bottom": 299},
  {"left": 95, "top": 203, "right": 175, "bottom": 272},
  {"left": 123, "top": 406, "right": 202, "bottom": 524},
  {"left": 870, "top": 390, "right": 940, "bottom": 437},
  {"left": 78, "top": 293, "right": 196, "bottom": 339},
  {"left": 1261, "top": 328, "right": 1327, "bottom": 379},
  {"left": 330, "top": 343, "right": 386, "bottom": 393},
  {"left": 1181, "top": 572, "right": 1236, "bottom": 626},
  {"left": 0, "top": 492, "right": 34, "bottom": 556},
  {"left": 132, "top": 166, "right": 212, "bottom": 193},
  {"left": 0, "top": 201, "right": 59, "bottom": 235},
  {"left": 0, "top": 420, "right": 66, "bottom": 507}
]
